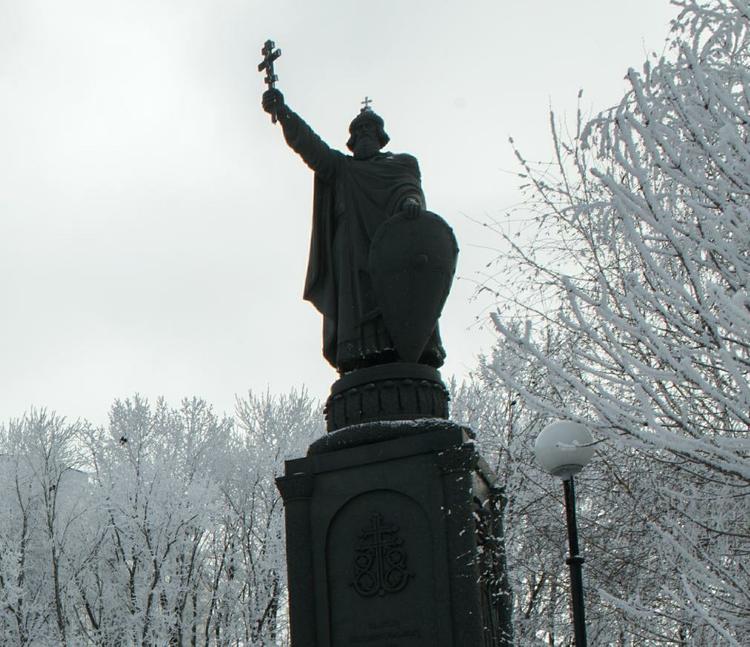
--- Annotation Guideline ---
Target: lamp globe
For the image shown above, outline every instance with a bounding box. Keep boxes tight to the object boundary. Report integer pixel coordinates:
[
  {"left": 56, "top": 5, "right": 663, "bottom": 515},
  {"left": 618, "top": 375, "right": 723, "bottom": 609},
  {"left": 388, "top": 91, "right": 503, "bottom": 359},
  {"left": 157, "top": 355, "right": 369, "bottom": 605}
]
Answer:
[{"left": 534, "top": 421, "right": 594, "bottom": 479}]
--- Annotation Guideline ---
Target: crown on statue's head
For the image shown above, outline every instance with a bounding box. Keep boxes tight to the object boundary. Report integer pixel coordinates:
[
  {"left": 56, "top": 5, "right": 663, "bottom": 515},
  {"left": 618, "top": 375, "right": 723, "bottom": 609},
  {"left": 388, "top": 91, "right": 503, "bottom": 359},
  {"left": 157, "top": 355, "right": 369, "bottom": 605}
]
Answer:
[{"left": 347, "top": 96, "right": 389, "bottom": 151}]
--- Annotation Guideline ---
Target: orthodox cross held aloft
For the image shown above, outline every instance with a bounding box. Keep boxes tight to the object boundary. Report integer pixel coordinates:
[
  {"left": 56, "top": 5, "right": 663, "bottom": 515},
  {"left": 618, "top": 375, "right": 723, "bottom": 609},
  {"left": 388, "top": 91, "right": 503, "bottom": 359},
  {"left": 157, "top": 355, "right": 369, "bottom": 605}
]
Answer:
[{"left": 258, "top": 39, "right": 282, "bottom": 123}]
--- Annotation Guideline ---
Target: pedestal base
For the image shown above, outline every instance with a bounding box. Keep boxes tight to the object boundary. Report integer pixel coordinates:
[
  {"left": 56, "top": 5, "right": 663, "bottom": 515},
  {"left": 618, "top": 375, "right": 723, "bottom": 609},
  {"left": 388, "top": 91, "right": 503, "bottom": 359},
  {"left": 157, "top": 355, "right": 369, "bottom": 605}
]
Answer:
[{"left": 276, "top": 420, "right": 510, "bottom": 647}]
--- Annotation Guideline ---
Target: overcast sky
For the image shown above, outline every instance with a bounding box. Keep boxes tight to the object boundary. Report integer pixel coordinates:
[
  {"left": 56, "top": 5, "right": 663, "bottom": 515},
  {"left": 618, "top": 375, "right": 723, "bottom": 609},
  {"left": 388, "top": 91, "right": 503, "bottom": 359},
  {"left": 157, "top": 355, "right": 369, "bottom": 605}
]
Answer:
[{"left": 0, "top": 0, "right": 678, "bottom": 425}]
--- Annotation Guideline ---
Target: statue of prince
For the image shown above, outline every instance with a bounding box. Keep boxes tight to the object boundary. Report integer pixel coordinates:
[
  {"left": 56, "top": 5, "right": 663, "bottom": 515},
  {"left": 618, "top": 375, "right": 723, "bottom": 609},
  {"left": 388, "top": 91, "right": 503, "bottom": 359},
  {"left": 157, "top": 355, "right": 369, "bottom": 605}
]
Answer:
[{"left": 259, "top": 40, "right": 457, "bottom": 431}]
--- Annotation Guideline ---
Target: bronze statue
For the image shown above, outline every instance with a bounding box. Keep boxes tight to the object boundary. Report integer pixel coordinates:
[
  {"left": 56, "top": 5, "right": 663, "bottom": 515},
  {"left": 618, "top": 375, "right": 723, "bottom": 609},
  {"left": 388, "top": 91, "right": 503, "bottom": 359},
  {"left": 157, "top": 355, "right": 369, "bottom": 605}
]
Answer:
[{"left": 260, "top": 42, "right": 457, "bottom": 385}]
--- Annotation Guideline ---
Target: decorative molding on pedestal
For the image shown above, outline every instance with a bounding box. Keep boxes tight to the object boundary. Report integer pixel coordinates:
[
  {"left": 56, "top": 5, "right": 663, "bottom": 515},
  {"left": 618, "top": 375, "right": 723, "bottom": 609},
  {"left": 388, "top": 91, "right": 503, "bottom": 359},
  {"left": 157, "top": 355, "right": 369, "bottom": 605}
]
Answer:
[
  {"left": 324, "top": 362, "right": 450, "bottom": 431},
  {"left": 308, "top": 418, "right": 470, "bottom": 455},
  {"left": 351, "top": 512, "right": 412, "bottom": 598},
  {"left": 275, "top": 473, "right": 314, "bottom": 502}
]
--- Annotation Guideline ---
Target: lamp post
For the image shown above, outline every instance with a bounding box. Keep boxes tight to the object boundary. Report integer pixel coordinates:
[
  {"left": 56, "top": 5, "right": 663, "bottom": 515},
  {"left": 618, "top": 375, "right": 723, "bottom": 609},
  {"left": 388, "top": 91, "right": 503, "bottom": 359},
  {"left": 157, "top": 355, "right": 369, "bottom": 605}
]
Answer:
[{"left": 534, "top": 421, "right": 594, "bottom": 647}]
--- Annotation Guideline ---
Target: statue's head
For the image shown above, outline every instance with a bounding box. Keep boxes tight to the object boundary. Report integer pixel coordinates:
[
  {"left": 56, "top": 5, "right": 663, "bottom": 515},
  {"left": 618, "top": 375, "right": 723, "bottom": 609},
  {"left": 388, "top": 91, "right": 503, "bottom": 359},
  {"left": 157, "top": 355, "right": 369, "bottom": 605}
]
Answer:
[{"left": 347, "top": 108, "right": 390, "bottom": 159}]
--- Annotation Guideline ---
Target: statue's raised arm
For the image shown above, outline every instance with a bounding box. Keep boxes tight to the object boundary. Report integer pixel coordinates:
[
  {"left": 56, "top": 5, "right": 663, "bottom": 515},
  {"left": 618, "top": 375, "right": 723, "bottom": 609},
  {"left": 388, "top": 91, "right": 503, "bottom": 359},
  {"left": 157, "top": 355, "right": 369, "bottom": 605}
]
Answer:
[{"left": 262, "top": 88, "right": 340, "bottom": 182}]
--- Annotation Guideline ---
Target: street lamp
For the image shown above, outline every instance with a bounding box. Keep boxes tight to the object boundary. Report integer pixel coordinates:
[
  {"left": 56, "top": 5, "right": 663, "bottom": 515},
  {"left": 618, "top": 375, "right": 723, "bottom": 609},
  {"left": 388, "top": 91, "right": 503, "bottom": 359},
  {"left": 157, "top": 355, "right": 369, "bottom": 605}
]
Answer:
[{"left": 534, "top": 421, "right": 594, "bottom": 647}]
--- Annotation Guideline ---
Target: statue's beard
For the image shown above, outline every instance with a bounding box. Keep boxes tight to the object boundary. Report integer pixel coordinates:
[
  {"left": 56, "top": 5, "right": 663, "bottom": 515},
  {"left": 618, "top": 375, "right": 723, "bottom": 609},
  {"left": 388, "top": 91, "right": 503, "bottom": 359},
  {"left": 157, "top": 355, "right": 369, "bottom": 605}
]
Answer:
[{"left": 352, "top": 136, "right": 380, "bottom": 160}]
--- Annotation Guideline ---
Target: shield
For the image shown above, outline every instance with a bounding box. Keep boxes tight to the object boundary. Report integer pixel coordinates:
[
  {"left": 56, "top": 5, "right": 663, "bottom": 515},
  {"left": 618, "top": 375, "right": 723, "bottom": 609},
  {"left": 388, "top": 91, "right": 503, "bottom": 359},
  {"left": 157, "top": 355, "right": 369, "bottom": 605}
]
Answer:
[{"left": 369, "top": 209, "right": 459, "bottom": 363}]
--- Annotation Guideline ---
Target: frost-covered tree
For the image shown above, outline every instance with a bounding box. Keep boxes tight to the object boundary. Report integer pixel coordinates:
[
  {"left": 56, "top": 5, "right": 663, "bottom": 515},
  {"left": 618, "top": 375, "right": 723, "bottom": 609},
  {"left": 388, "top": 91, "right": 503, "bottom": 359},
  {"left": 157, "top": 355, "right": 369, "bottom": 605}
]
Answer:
[
  {"left": 76, "top": 392, "right": 319, "bottom": 646},
  {"left": 225, "top": 390, "right": 322, "bottom": 645},
  {"left": 0, "top": 411, "right": 91, "bottom": 645},
  {"left": 75, "top": 396, "right": 234, "bottom": 645},
  {"left": 454, "top": 330, "right": 686, "bottom": 645},
  {"left": 0, "top": 391, "right": 321, "bottom": 646},
  {"left": 482, "top": 1, "right": 750, "bottom": 644}
]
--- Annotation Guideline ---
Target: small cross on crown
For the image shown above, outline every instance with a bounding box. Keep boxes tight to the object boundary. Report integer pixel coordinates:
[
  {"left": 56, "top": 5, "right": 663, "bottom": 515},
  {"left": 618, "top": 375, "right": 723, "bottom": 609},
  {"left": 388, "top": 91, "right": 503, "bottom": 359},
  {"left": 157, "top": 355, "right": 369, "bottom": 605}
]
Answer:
[{"left": 360, "top": 96, "right": 373, "bottom": 112}]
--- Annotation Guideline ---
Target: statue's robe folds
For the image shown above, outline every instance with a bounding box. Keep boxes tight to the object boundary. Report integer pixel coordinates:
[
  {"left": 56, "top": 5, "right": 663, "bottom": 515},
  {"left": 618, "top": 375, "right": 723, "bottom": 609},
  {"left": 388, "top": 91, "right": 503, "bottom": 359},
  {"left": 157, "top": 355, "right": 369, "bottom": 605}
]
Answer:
[{"left": 279, "top": 110, "right": 446, "bottom": 372}]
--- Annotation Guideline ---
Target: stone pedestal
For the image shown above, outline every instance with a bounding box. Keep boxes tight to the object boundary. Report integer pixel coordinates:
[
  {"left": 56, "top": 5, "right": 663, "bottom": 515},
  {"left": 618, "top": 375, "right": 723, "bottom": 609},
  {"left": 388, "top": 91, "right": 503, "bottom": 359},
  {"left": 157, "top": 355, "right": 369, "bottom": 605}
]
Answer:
[{"left": 276, "top": 420, "right": 510, "bottom": 647}]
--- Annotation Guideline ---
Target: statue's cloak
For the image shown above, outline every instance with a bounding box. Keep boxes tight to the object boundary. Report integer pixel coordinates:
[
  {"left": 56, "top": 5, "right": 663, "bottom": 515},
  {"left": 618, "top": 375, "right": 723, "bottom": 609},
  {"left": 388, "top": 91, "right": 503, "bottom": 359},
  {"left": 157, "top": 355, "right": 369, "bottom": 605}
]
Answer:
[{"left": 304, "top": 153, "right": 428, "bottom": 369}]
